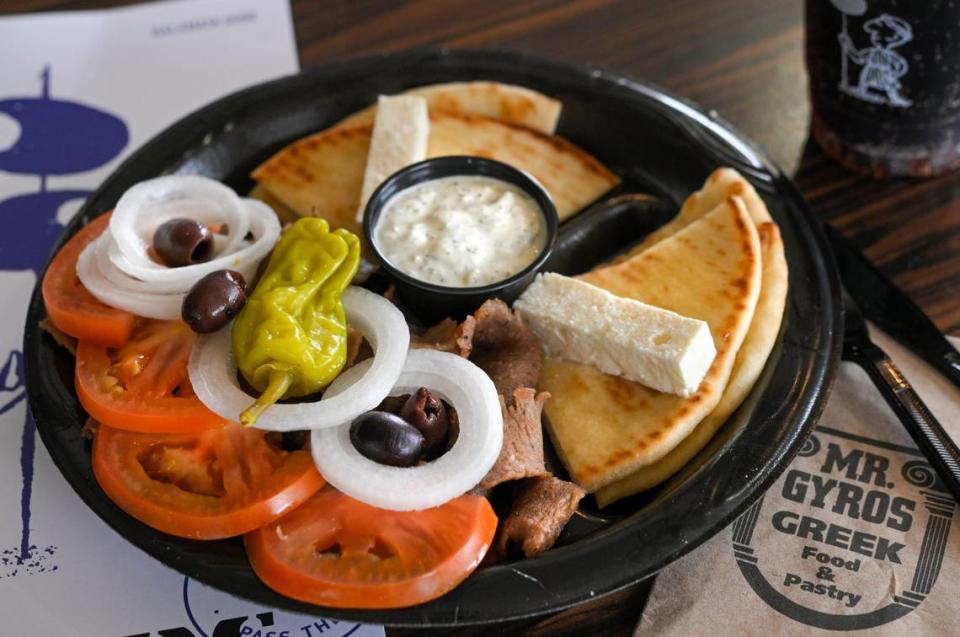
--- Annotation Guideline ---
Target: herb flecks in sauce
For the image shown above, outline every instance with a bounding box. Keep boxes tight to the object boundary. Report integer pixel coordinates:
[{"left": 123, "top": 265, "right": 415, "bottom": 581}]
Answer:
[{"left": 374, "top": 176, "right": 546, "bottom": 287}]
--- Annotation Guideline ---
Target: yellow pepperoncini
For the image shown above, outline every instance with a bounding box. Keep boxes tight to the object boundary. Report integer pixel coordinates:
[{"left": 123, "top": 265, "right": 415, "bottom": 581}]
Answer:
[{"left": 232, "top": 217, "right": 360, "bottom": 426}]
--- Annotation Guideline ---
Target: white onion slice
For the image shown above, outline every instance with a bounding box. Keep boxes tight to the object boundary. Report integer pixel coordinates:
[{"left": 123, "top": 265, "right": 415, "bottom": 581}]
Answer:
[
  {"left": 187, "top": 287, "right": 409, "bottom": 431},
  {"left": 97, "top": 232, "right": 230, "bottom": 294},
  {"left": 107, "top": 200, "right": 276, "bottom": 289},
  {"left": 76, "top": 234, "right": 184, "bottom": 319},
  {"left": 76, "top": 175, "right": 281, "bottom": 318},
  {"left": 311, "top": 349, "right": 503, "bottom": 511},
  {"left": 110, "top": 175, "right": 251, "bottom": 271}
]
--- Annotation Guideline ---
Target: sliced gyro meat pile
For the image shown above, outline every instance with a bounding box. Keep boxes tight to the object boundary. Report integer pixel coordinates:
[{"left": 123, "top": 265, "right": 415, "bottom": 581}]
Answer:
[{"left": 414, "top": 299, "right": 584, "bottom": 557}]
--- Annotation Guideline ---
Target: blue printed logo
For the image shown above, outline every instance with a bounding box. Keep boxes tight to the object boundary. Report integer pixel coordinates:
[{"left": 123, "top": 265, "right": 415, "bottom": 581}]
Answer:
[{"left": 0, "top": 66, "right": 128, "bottom": 577}]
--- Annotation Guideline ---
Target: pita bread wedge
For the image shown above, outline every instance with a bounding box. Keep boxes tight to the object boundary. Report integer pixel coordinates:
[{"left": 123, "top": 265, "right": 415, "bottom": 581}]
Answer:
[
  {"left": 252, "top": 113, "right": 619, "bottom": 234},
  {"left": 595, "top": 172, "right": 789, "bottom": 505},
  {"left": 253, "top": 125, "right": 371, "bottom": 233},
  {"left": 334, "top": 81, "right": 562, "bottom": 134},
  {"left": 426, "top": 114, "right": 618, "bottom": 221},
  {"left": 539, "top": 197, "right": 762, "bottom": 492},
  {"left": 595, "top": 221, "right": 788, "bottom": 505},
  {"left": 247, "top": 184, "right": 300, "bottom": 224},
  {"left": 630, "top": 167, "right": 772, "bottom": 257}
]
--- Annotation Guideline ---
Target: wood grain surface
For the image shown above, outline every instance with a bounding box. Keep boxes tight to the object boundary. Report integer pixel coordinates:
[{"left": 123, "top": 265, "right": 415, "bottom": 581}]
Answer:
[{"left": 5, "top": 1, "right": 959, "bottom": 635}]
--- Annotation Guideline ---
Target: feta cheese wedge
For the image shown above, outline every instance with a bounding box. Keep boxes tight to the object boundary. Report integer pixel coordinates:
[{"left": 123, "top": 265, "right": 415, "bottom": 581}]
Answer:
[
  {"left": 515, "top": 272, "right": 716, "bottom": 396},
  {"left": 355, "top": 95, "right": 429, "bottom": 222}
]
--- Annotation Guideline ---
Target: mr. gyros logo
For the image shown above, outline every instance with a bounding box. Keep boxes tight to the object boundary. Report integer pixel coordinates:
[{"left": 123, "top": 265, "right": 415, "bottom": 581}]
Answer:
[{"left": 732, "top": 425, "right": 954, "bottom": 630}]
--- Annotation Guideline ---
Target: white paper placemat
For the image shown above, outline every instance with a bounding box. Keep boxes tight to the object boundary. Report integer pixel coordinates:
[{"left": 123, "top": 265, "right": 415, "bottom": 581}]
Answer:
[
  {"left": 0, "top": 2, "right": 382, "bottom": 635},
  {"left": 638, "top": 329, "right": 960, "bottom": 636}
]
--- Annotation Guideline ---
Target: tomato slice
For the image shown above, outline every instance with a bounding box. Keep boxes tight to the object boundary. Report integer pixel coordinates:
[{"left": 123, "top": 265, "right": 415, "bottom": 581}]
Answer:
[
  {"left": 93, "top": 422, "right": 325, "bottom": 539},
  {"left": 244, "top": 488, "right": 497, "bottom": 608},
  {"left": 76, "top": 319, "right": 228, "bottom": 433},
  {"left": 42, "top": 212, "right": 135, "bottom": 347}
]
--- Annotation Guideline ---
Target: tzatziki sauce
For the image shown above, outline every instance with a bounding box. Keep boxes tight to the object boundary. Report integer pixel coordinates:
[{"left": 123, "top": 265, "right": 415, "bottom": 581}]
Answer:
[{"left": 373, "top": 175, "right": 547, "bottom": 287}]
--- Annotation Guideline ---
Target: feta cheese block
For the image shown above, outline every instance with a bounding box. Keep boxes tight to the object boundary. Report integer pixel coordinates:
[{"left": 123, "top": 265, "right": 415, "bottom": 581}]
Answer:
[
  {"left": 515, "top": 272, "right": 716, "bottom": 396},
  {"left": 355, "top": 94, "right": 430, "bottom": 222}
]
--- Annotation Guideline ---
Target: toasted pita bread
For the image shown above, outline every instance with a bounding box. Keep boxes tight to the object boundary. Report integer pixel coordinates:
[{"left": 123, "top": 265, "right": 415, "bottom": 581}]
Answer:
[
  {"left": 253, "top": 125, "right": 370, "bottom": 233},
  {"left": 252, "top": 113, "right": 619, "bottom": 234},
  {"left": 426, "top": 115, "right": 618, "bottom": 221},
  {"left": 594, "top": 170, "right": 789, "bottom": 505},
  {"left": 595, "top": 222, "right": 788, "bottom": 505},
  {"left": 539, "top": 197, "right": 762, "bottom": 492},
  {"left": 248, "top": 184, "right": 300, "bottom": 224},
  {"left": 333, "top": 81, "right": 562, "bottom": 134},
  {"left": 632, "top": 167, "right": 772, "bottom": 256}
]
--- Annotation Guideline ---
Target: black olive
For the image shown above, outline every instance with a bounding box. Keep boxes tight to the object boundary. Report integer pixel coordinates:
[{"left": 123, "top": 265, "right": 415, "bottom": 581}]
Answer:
[
  {"left": 182, "top": 270, "right": 247, "bottom": 333},
  {"left": 350, "top": 411, "right": 425, "bottom": 467},
  {"left": 400, "top": 387, "right": 450, "bottom": 454},
  {"left": 154, "top": 218, "right": 214, "bottom": 267}
]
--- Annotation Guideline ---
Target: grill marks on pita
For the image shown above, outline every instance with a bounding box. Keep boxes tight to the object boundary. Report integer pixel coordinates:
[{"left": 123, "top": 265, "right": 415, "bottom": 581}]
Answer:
[
  {"left": 540, "top": 196, "right": 763, "bottom": 492},
  {"left": 252, "top": 125, "right": 371, "bottom": 235},
  {"left": 251, "top": 113, "right": 618, "bottom": 236},
  {"left": 332, "top": 81, "right": 563, "bottom": 134},
  {"left": 594, "top": 172, "right": 788, "bottom": 505}
]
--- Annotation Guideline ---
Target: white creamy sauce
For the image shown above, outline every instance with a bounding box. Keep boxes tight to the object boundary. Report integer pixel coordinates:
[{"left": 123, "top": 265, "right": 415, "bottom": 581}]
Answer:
[{"left": 373, "top": 175, "right": 547, "bottom": 287}]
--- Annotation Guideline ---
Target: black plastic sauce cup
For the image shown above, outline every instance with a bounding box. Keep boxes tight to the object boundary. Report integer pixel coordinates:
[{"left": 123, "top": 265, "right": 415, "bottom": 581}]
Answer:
[{"left": 363, "top": 156, "right": 558, "bottom": 323}]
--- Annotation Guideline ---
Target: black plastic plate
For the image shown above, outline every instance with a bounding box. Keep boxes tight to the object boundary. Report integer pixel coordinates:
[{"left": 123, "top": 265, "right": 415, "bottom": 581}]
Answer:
[{"left": 23, "top": 49, "right": 841, "bottom": 626}]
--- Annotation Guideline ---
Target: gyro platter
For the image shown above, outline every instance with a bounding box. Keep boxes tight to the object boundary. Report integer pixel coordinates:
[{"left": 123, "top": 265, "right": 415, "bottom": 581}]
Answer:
[{"left": 24, "top": 50, "right": 839, "bottom": 625}]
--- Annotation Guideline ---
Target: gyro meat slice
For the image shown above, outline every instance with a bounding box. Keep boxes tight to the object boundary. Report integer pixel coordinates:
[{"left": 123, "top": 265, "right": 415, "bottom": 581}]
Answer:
[
  {"left": 496, "top": 475, "right": 586, "bottom": 558},
  {"left": 409, "top": 316, "right": 475, "bottom": 358},
  {"left": 469, "top": 299, "right": 543, "bottom": 404},
  {"left": 480, "top": 387, "right": 551, "bottom": 490}
]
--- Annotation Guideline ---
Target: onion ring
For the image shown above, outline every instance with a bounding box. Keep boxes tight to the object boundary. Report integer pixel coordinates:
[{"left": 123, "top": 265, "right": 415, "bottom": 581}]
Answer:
[
  {"left": 187, "top": 287, "right": 409, "bottom": 431},
  {"left": 311, "top": 349, "right": 503, "bottom": 511},
  {"left": 77, "top": 234, "right": 184, "bottom": 319},
  {"left": 110, "top": 175, "right": 251, "bottom": 272},
  {"left": 76, "top": 176, "right": 280, "bottom": 318}
]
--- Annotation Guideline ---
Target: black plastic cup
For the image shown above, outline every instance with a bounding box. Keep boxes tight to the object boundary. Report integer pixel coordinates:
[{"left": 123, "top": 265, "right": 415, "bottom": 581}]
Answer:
[
  {"left": 363, "top": 156, "right": 558, "bottom": 323},
  {"left": 807, "top": 0, "right": 960, "bottom": 177}
]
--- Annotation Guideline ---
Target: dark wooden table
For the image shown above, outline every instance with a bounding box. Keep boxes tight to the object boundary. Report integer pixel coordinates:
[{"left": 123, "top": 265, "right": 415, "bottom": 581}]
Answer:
[{"left": 6, "top": 0, "right": 960, "bottom": 635}]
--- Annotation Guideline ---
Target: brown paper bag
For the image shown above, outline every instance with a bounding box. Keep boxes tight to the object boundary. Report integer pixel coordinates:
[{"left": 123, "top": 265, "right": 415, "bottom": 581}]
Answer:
[{"left": 638, "top": 330, "right": 960, "bottom": 635}]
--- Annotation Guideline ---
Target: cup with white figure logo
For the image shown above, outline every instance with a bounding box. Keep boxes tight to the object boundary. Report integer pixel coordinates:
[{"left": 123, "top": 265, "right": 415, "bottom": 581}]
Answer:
[{"left": 806, "top": 0, "right": 960, "bottom": 178}]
